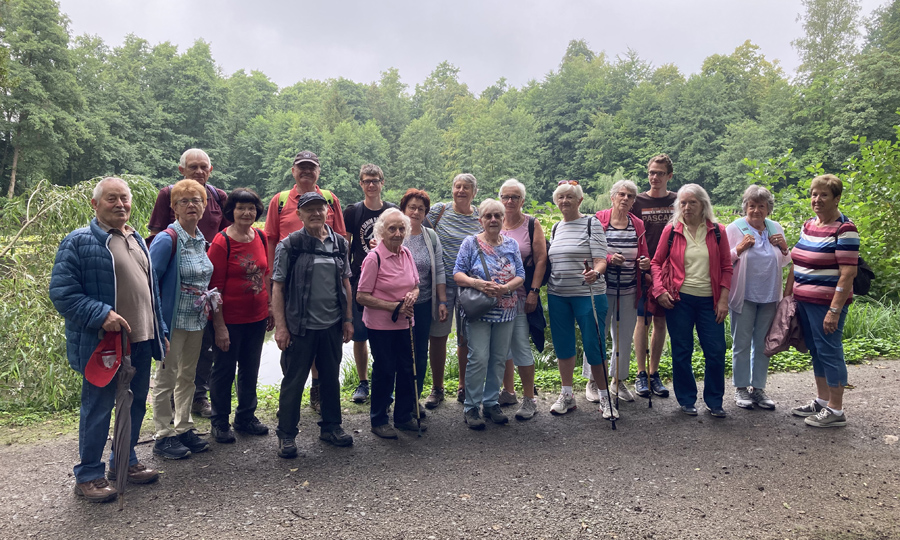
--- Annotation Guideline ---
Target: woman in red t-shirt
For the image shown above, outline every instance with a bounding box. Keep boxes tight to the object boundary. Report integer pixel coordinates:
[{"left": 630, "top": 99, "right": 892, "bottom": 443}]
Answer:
[{"left": 207, "top": 188, "right": 274, "bottom": 444}]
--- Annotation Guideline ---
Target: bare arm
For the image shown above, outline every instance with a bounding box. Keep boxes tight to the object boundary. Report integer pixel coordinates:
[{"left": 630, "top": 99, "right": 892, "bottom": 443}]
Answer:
[{"left": 272, "top": 281, "right": 289, "bottom": 350}]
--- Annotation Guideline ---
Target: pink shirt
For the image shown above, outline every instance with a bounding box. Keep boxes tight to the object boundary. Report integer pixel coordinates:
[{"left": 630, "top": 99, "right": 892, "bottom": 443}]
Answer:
[{"left": 357, "top": 241, "right": 420, "bottom": 330}]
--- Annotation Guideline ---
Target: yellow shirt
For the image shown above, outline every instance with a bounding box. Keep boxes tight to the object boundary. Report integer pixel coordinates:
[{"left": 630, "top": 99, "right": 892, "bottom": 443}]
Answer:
[{"left": 679, "top": 220, "right": 712, "bottom": 297}]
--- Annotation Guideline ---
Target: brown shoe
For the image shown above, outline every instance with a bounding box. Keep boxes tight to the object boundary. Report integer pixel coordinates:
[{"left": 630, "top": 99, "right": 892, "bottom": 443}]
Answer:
[
  {"left": 74, "top": 477, "right": 117, "bottom": 503},
  {"left": 191, "top": 397, "right": 213, "bottom": 418},
  {"left": 371, "top": 424, "right": 399, "bottom": 439},
  {"left": 309, "top": 385, "right": 321, "bottom": 414},
  {"left": 107, "top": 462, "right": 160, "bottom": 485}
]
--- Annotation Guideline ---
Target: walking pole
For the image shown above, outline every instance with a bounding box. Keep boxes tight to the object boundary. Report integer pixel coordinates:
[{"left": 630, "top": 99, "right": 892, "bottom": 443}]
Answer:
[
  {"left": 585, "top": 260, "right": 616, "bottom": 430},
  {"left": 614, "top": 258, "right": 621, "bottom": 411},
  {"left": 408, "top": 317, "right": 422, "bottom": 437},
  {"left": 643, "top": 277, "right": 653, "bottom": 410}
]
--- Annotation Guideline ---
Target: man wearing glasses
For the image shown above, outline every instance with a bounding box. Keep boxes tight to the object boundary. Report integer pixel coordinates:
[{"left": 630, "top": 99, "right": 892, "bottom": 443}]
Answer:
[
  {"left": 342, "top": 164, "right": 397, "bottom": 404},
  {"left": 631, "top": 154, "right": 677, "bottom": 399},
  {"left": 147, "top": 148, "right": 229, "bottom": 420}
]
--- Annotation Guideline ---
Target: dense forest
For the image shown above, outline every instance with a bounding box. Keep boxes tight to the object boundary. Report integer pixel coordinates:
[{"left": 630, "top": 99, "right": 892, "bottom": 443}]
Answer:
[{"left": 1, "top": 0, "right": 900, "bottom": 209}]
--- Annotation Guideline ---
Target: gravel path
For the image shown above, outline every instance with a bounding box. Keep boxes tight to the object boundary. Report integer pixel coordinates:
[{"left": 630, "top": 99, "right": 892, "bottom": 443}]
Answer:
[{"left": 1, "top": 361, "right": 898, "bottom": 540}]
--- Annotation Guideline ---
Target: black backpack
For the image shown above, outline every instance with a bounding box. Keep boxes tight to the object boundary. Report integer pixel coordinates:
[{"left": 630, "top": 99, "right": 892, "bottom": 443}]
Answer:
[{"left": 524, "top": 216, "right": 551, "bottom": 288}]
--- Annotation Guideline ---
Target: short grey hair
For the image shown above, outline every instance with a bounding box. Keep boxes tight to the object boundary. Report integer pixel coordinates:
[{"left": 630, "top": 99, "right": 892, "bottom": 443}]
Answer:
[
  {"left": 670, "top": 183, "right": 716, "bottom": 225},
  {"left": 373, "top": 208, "right": 412, "bottom": 242},
  {"left": 552, "top": 182, "right": 584, "bottom": 205},
  {"left": 92, "top": 177, "right": 131, "bottom": 202},
  {"left": 499, "top": 178, "right": 526, "bottom": 199},
  {"left": 179, "top": 148, "right": 211, "bottom": 168},
  {"left": 453, "top": 173, "right": 477, "bottom": 191},
  {"left": 609, "top": 179, "right": 639, "bottom": 199},
  {"left": 741, "top": 184, "right": 774, "bottom": 215},
  {"left": 478, "top": 198, "right": 504, "bottom": 219}
]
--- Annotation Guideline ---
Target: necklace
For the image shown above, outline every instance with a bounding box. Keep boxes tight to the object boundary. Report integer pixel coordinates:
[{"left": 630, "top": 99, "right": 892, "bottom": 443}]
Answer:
[{"left": 503, "top": 213, "right": 525, "bottom": 230}]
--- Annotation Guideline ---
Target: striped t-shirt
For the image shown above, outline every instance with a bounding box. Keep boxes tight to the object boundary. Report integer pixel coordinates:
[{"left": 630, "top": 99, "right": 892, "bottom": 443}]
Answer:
[
  {"left": 604, "top": 218, "right": 638, "bottom": 296},
  {"left": 428, "top": 202, "right": 482, "bottom": 284},
  {"left": 791, "top": 214, "right": 859, "bottom": 306},
  {"left": 548, "top": 216, "right": 607, "bottom": 297}
]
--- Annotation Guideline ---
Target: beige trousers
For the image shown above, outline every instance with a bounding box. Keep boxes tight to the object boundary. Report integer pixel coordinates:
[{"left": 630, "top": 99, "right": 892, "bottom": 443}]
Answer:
[{"left": 153, "top": 328, "right": 204, "bottom": 438}]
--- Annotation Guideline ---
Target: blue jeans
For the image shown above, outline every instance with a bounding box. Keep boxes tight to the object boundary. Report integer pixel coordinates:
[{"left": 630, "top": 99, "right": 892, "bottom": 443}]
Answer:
[
  {"left": 412, "top": 300, "right": 433, "bottom": 397},
  {"left": 77, "top": 340, "right": 152, "bottom": 483},
  {"left": 369, "top": 328, "right": 416, "bottom": 427},
  {"left": 796, "top": 301, "right": 848, "bottom": 387},
  {"left": 730, "top": 300, "right": 777, "bottom": 389},
  {"left": 507, "top": 311, "right": 535, "bottom": 367},
  {"left": 666, "top": 293, "right": 726, "bottom": 409},
  {"left": 547, "top": 294, "right": 608, "bottom": 365},
  {"left": 464, "top": 318, "right": 515, "bottom": 412}
]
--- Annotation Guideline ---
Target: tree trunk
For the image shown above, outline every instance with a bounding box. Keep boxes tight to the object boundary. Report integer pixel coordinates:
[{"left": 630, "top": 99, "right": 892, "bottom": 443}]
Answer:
[{"left": 7, "top": 145, "right": 19, "bottom": 199}]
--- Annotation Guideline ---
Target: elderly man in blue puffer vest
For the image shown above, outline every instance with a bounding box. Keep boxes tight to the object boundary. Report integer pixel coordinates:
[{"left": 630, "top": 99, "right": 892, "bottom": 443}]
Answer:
[{"left": 49, "top": 177, "right": 168, "bottom": 503}]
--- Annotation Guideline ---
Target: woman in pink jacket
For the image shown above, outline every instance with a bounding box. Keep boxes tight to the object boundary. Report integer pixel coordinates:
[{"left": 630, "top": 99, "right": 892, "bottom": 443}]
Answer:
[{"left": 651, "top": 184, "right": 733, "bottom": 418}]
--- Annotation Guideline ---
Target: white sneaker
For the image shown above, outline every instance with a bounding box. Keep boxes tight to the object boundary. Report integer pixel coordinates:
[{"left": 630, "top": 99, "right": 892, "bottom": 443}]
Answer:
[
  {"left": 599, "top": 394, "right": 619, "bottom": 420},
  {"left": 584, "top": 381, "right": 600, "bottom": 403},
  {"left": 734, "top": 387, "right": 754, "bottom": 409},
  {"left": 751, "top": 387, "right": 775, "bottom": 410},
  {"left": 550, "top": 393, "right": 577, "bottom": 415},
  {"left": 615, "top": 381, "right": 634, "bottom": 402}
]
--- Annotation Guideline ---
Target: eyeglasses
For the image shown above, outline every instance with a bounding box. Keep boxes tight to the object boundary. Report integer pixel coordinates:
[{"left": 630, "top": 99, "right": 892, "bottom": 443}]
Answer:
[
  {"left": 500, "top": 195, "right": 521, "bottom": 202},
  {"left": 648, "top": 170, "right": 669, "bottom": 177},
  {"left": 360, "top": 179, "right": 383, "bottom": 186},
  {"left": 177, "top": 198, "right": 203, "bottom": 206},
  {"left": 557, "top": 180, "right": 579, "bottom": 186},
  {"left": 483, "top": 212, "right": 504, "bottom": 220}
]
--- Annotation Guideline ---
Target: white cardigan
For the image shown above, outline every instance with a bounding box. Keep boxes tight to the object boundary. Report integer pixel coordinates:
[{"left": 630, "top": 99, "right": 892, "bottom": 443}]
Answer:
[{"left": 725, "top": 219, "right": 793, "bottom": 314}]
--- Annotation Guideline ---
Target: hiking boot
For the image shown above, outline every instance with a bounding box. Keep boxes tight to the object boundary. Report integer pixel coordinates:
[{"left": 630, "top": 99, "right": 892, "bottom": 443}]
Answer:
[
  {"left": 498, "top": 390, "right": 518, "bottom": 406},
  {"left": 599, "top": 394, "right": 619, "bottom": 420},
  {"left": 319, "top": 426, "right": 354, "bottom": 446},
  {"left": 191, "top": 397, "right": 213, "bottom": 418},
  {"left": 707, "top": 405, "right": 727, "bottom": 418},
  {"left": 424, "top": 387, "right": 445, "bottom": 409},
  {"left": 584, "top": 380, "right": 601, "bottom": 403},
  {"left": 791, "top": 399, "right": 824, "bottom": 418},
  {"left": 107, "top": 462, "right": 159, "bottom": 484},
  {"left": 395, "top": 419, "right": 427, "bottom": 432},
  {"left": 352, "top": 380, "right": 370, "bottom": 403},
  {"left": 277, "top": 437, "right": 298, "bottom": 459},
  {"left": 464, "top": 408, "right": 485, "bottom": 430},
  {"left": 550, "top": 392, "right": 577, "bottom": 415},
  {"left": 211, "top": 424, "right": 236, "bottom": 444},
  {"left": 649, "top": 373, "right": 669, "bottom": 397},
  {"left": 74, "top": 477, "right": 117, "bottom": 503},
  {"left": 372, "top": 424, "right": 399, "bottom": 439},
  {"left": 734, "top": 387, "right": 754, "bottom": 409},
  {"left": 483, "top": 404, "right": 509, "bottom": 424},
  {"left": 233, "top": 417, "right": 269, "bottom": 436},
  {"left": 177, "top": 429, "right": 210, "bottom": 454},
  {"left": 414, "top": 401, "right": 428, "bottom": 418},
  {"left": 751, "top": 387, "right": 776, "bottom": 410},
  {"left": 614, "top": 381, "right": 635, "bottom": 402},
  {"left": 515, "top": 398, "right": 537, "bottom": 421},
  {"left": 805, "top": 408, "right": 847, "bottom": 428},
  {"left": 635, "top": 371, "right": 650, "bottom": 398},
  {"left": 153, "top": 436, "right": 191, "bottom": 460},
  {"left": 456, "top": 387, "right": 465, "bottom": 403},
  {"left": 309, "top": 385, "right": 321, "bottom": 414}
]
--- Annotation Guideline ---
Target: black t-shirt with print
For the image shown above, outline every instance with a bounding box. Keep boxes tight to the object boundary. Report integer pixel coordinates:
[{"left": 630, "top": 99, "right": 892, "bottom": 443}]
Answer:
[{"left": 343, "top": 200, "right": 398, "bottom": 283}]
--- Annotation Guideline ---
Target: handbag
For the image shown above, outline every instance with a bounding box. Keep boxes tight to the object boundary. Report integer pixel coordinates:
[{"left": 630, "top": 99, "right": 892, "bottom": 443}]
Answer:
[{"left": 458, "top": 243, "right": 499, "bottom": 320}]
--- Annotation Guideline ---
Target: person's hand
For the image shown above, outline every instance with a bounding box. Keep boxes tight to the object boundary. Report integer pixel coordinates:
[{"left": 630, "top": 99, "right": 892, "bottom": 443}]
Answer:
[
  {"left": 638, "top": 256, "right": 651, "bottom": 271},
  {"left": 481, "top": 281, "right": 505, "bottom": 298},
  {"left": 403, "top": 289, "right": 419, "bottom": 308},
  {"left": 368, "top": 238, "right": 378, "bottom": 249},
  {"left": 214, "top": 325, "right": 230, "bottom": 352},
  {"left": 715, "top": 298, "right": 729, "bottom": 324},
  {"left": 164, "top": 337, "right": 170, "bottom": 357},
  {"left": 275, "top": 326, "right": 291, "bottom": 350},
  {"left": 657, "top": 292, "right": 675, "bottom": 310},
  {"left": 438, "top": 303, "right": 449, "bottom": 322},
  {"left": 102, "top": 310, "right": 131, "bottom": 334},
  {"left": 266, "top": 306, "right": 276, "bottom": 332},
  {"left": 398, "top": 301, "right": 415, "bottom": 318},
  {"left": 609, "top": 253, "right": 625, "bottom": 266},
  {"left": 525, "top": 290, "right": 539, "bottom": 313},
  {"left": 824, "top": 310, "right": 840, "bottom": 334},
  {"left": 582, "top": 267, "right": 599, "bottom": 285},
  {"left": 736, "top": 234, "right": 755, "bottom": 256},
  {"left": 769, "top": 233, "right": 788, "bottom": 254},
  {"left": 343, "top": 321, "right": 353, "bottom": 343}
]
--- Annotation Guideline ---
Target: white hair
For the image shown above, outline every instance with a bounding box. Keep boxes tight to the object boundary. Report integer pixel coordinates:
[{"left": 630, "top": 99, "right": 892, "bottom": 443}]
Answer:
[
  {"left": 373, "top": 208, "right": 412, "bottom": 242},
  {"left": 453, "top": 173, "right": 477, "bottom": 191},
  {"left": 552, "top": 182, "right": 584, "bottom": 205},
  {"left": 499, "top": 178, "right": 526, "bottom": 199},
  {"left": 671, "top": 183, "right": 716, "bottom": 225},
  {"left": 179, "top": 148, "right": 211, "bottom": 168},
  {"left": 478, "top": 198, "right": 504, "bottom": 218},
  {"left": 609, "top": 179, "right": 638, "bottom": 199},
  {"left": 92, "top": 177, "right": 131, "bottom": 202}
]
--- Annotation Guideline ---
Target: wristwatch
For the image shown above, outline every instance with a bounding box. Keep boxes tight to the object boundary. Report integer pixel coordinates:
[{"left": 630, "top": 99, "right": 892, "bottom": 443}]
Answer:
[
  {"left": 827, "top": 307, "right": 839, "bottom": 314},
  {"left": 529, "top": 288, "right": 541, "bottom": 294}
]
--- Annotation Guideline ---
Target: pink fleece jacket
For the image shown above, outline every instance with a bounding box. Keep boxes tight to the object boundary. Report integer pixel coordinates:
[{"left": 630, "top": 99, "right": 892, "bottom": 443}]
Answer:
[{"left": 650, "top": 220, "right": 733, "bottom": 307}]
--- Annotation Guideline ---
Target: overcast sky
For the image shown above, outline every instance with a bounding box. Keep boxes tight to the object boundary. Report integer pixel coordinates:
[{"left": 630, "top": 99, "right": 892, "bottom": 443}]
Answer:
[{"left": 58, "top": 0, "right": 885, "bottom": 93}]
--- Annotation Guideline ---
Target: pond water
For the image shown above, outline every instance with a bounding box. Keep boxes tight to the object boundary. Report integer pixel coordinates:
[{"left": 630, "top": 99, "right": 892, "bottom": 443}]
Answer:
[{"left": 256, "top": 335, "right": 356, "bottom": 386}]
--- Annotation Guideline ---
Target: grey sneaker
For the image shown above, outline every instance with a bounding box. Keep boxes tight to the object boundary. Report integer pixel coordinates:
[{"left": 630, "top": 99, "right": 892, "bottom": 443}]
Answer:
[
  {"left": 791, "top": 399, "right": 824, "bottom": 417},
  {"left": 734, "top": 387, "right": 754, "bottom": 409},
  {"left": 514, "top": 398, "right": 537, "bottom": 421},
  {"left": 550, "top": 392, "right": 577, "bottom": 415},
  {"left": 599, "top": 394, "right": 619, "bottom": 420},
  {"left": 751, "top": 387, "right": 775, "bottom": 409},
  {"left": 351, "top": 380, "right": 370, "bottom": 403},
  {"left": 498, "top": 390, "right": 518, "bottom": 406},
  {"left": 804, "top": 408, "right": 847, "bottom": 428},
  {"left": 371, "top": 424, "right": 399, "bottom": 439},
  {"left": 483, "top": 404, "right": 509, "bottom": 424},
  {"left": 424, "top": 387, "right": 445, "bottom": 409},
  {"left": 584, "top": 380, "right": 600, "bottom": 403},
  {"left": 614, "top": 381, "right": 635, "bottom": 402},
  {"left": 464, "top": 408, "right": 486, "bottom": 430}
]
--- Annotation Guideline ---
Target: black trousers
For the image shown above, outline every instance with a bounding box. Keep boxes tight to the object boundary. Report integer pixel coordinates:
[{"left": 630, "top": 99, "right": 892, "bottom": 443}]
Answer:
[
  {"left": 276, "top": 322, "right": 343, "bottom": 438},
  {"left": 193, "top": 324, "right": 216, "bottom": 400},
  {"left": 209, "top": 319, "right": 267, "bottom": 428},
  {"left": 369, "top": 328, "right": 415, "bottom": 428}
]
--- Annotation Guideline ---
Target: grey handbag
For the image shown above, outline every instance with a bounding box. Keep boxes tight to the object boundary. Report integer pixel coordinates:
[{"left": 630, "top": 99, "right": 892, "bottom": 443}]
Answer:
[{"left": 458, "top": 243, "right": 498, "bottom": 320}]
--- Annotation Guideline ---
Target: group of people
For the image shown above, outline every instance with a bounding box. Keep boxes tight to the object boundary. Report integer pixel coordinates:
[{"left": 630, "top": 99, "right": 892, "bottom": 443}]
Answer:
[{"left": 50, "top": 149, "right": 860, "bottom": 504}]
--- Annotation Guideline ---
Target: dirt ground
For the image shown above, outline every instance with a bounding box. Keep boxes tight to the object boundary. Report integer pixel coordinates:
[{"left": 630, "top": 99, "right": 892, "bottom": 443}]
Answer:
[{"left": 0, "top": 361, "right": 897, "bottom": 540}]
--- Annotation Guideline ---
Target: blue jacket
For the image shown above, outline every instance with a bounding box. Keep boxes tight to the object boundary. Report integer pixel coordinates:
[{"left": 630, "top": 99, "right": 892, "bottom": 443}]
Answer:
[
  {"left": 147, "top": 226, "right": 181, "bottom": 336},
  {"left": 49, "top": 218, "right": 167, "bottom": 373}
]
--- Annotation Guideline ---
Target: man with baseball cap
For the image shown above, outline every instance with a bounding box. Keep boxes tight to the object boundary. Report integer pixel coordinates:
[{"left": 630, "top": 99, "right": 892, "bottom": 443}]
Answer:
[
  {"left": 50, "top": 177, "right": 168, "bottom": 502},
  {"left": 264, "top": 150, "right": 347, "bottom": 414},
  {"left": 271, "top": 191, "right": 354, "bottom": 458}
]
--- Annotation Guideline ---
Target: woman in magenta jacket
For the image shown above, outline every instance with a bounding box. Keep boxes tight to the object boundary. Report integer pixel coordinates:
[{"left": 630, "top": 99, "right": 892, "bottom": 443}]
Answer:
[{"left": 651, "top": 184, "right": 733, "bottom": 418}]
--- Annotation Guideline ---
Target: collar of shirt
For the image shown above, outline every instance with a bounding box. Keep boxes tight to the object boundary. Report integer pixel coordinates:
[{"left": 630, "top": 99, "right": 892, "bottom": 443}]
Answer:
[
  {"left": 96, "top": 218, "right": 134, "bottom": 236},
  {"left": 374, "top": 240, "right": 403, "bottom": 259},
  {"left": 172, "top": 219, "right": 206, "bottom": 247}
]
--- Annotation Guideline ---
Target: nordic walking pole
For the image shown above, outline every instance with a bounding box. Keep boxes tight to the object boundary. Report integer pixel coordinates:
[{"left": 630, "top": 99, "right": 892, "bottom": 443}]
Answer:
[
  {"left": 585, "top": 259, "right": 616, "bottom": 430},
  {"left": 641, "top": 261, "right": 653, "bottom": 409},
  {"left": 614, "top": 256, "right": 621, "bottom": 411},
  {"left": 408, "top": 317, "right": 422, "bottom": 437}
]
